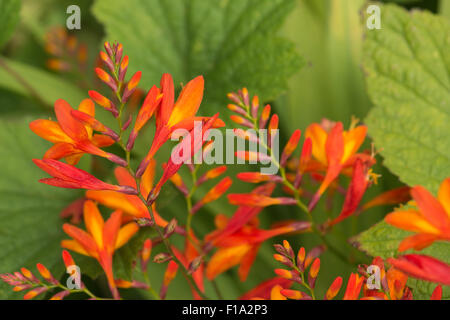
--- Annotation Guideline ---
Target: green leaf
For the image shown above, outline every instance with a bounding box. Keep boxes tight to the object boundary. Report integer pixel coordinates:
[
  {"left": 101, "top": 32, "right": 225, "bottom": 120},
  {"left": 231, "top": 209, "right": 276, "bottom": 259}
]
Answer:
[
  {"left": 0, "top": 0, "right": 20, "bottom": 48},
  {"left": 0, "top": 58, "right": 86, "bottom": 108},
  {"left": 92, "top": 0, "right": 303, "bottom": 113},
  {"left": 0, "top": 118, "right": 80, "bottom": 299},
  {"left": 363, "top": 4, "right": 450, "bottom": 194},
  {"left": 355, "top": 220, "right": 450, "bottom": 299}
]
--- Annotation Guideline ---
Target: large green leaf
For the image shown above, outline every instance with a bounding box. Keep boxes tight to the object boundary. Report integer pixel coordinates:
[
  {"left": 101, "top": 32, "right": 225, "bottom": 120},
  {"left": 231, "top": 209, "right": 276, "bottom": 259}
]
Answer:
[
  {"left": 92, "top": 0, "right": 303, "bottom": 114},
  {"left": 364, "top": 4, "right": 450, "bottom": 194},
  {"left": 355, "top": 220, "right": 450, "bottom": 299},
  {"left": 0, "top": 0, "right": 20, "bottom": 48},
  {"left": 0, "top": 58, "right": 86, "bottom": 108},
  {"left": 0, "top": 118, "right": 81, "bottom": 299}
]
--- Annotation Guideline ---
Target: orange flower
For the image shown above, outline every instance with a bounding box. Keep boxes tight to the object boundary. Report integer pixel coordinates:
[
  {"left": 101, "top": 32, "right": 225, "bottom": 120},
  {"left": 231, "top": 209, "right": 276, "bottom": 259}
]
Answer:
[
  {"left": 126, "top": 85, "right": 163, "bottom": 151},
  {"left": 85, "top": 162, "right": 169, "bottom": 228},
  {"left": 227, "top": 193, "right": 297, "bottom": 207},
  {"left": 342, "top": 273, "right": 364, "bottom": 300},
  {"left": 328, "top": 158, "right": 369, "bottom": 226},
  {"left": 159, "top": 260, "right": 179, "bottom": 300},
  {"left": 33, "top": 158, "right": 137, "bottom": 194},
  {"left": 387, "top": 254, "right": 450, "bottom": 286},
  {"left": 61, "top": 200, "right": 139, "bottom": 299},
  {"left": 205, "top": 214, "right": 310, "bottom": 281},
  {"left": 239, "top": 278, "right": 292, "bottom": 300},
  {"left": 385, "top": 178, "right": 450, "bottom": 251},
  {"left": 136, "top": 74, "right": 224, "bottom": 177},
  {"left": 171, "top": 232, "right": 205, "bottom": 300},
  {"left": 191, "top": 177, "right": 232, "bottom": 214},
  {"left": 305, "top": 120, "right": 370, "bottom": 210},
  {"left": 361, "top": 257, "right": 410, "bottom": 300},
  {"left": 325, "top": 276, "right": 343, "bottom": 300},
  {"left": 361, "top": 186, "right": 411, "bottom": 211},
  {"left": 147, "top": 114, "right": 221, "bottom": 204},
  {"left": 30, "top": 99, "right": 125, "bottom": 166}
]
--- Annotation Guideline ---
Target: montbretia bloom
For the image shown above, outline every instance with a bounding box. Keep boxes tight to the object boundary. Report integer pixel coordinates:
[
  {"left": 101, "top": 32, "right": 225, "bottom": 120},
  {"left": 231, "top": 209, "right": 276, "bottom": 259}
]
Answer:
[
  {"left": 388, "top": 254, "right": 450, "bottom": 286},
  {"left": 61, "top": 200, "right": 139, "bottom": 299},
  {"left": 171, "top": 232, "right": 205, "bottom": 300},
  {"left": 239, "top": 278, "right": 292, "bottom": 300},
  {"left": 86, "top": 162, "right": 170, "bottom": 228},
  {"left": 385, "top": 178, "right": 450, "bottom": 251},
  {"left": 305, "top": 119, "right": 372, "bottom": 210},
  {"left": 205, "top": 214, "right": 310, "bottom": 281},
  {"left": 33, "top": 158, "right": 137, "bottom": 194},
  {"left": 30, "top": 99, "right": 125, "bottom": 166},
  {"left": 136, "top": 73, "right": 224, "bottom": 177}
]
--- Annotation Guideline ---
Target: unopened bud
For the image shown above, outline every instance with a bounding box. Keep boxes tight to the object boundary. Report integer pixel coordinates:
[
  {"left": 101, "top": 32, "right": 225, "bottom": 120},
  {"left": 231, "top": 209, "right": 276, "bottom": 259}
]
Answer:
[{"left": 153, "top": 253, "right": 172, "bottom": 264}]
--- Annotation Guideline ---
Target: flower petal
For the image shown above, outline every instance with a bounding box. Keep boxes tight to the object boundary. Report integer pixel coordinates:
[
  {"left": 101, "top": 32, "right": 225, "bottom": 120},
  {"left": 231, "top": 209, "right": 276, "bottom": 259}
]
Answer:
[{"left": 83, "top": 200, "right": 105, "bottom": 249}]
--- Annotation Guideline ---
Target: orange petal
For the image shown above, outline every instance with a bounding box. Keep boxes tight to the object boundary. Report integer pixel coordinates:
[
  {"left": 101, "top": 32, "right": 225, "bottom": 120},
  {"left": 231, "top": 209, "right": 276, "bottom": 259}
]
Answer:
[
  {"left": 206, "top": 244, "right": 251, "bottom": 280},
  {"left": 54, "top": 99, "right": 88, "bottom": 141},
  {"left": 103, "top": 210, "right": 122, "bottom": 255},
  {"left": 385, "top": 210, "right": 440, "bottom": 235},
  {"left": 343, "top": 273, "right": 364, "bottom": 300},
  {"left": 86, "top": 190, "right": 148, "bottom": 218},
  {"left": 44, "top": 143, "right": 77, "bottom": 160},
  {"left": 157, "top": 73, "right": 175, "bottom": 128},
  {"left": 238, "top": 244, "right": 260, "bottom": 281},
  {"left": 305, "top": 123, "right": 328, "bottom": 165},
  {"left": 114, "top": 167, "right": 137, "bottom": 188},
  {"left": 29, "top": 119, "right": 72, "bottom": 144},
  {"left": 61, "top": 239, "right": 91, "bottom": 257},
  {"left": 412, "top": 185, "right": 450, "bottom": 231},
  {"left": 270, "top": 284, "right": 287, "bottom": 300},
  {"left": 438, "top": 178, "right": 450, "bottom": 219},
  {"left": 167, "top": 76, "right": 204, "bottom": 127},
  {"left": 65, "top": 153, "right": 83, "bottom": 166},
  {"left": 77, "top": 99, "right": 95, "bottom": 137},
  {"left": 342, "top": 125, "right": 367, "bottom": 164},
  {"left": 83, "top": 200, "right": 105, "bottom": 249},
  {"left": 386, "top": 268, "right": 408, "bottom": 300},
  {"left": 91, "top": 134, "right": 115, "bottom": 148},
  {"left": 140, "top": 159, "right": 156, "bottom": 199},
  {"left": 115, "top": 222, "right": 139, "bottom": 249},
  {"left": 62, "top": 223, "right": 98, "bottom": 257},
  {"left": 398, "top": 233, "right": 440, "bottom": 252}
]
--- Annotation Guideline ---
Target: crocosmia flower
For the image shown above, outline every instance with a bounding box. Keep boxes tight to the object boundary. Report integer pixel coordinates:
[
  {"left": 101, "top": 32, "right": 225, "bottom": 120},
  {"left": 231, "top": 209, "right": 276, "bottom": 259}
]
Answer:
[
  {"left": 86, "top": 163, "right": 170, "bottom": 228},
  {"left": 136, "top": 74, "right": 224, "bottom": 177},
  {"left": 61, "top": 200, "right": 139, "bottom": 299},
  {"left": 305, "top": 119, "right": 371, "bottom": 210},
  {"left": 385, "top": 178, "right": 450, "bottom": 251},
  {"left": 30, "top": 99, "right": 125, "bottom": 166}
]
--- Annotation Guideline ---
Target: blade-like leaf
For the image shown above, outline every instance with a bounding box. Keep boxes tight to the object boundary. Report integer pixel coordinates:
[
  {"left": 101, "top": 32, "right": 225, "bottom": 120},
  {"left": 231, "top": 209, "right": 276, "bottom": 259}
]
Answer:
[
  {"left": 0, "top": 58, "right": 86, "bottom": 108},
  {"left": 0, "top": 118, "right": 80, "bottom": 299},
  {"left": 0, "top": 0, "right": 20, "bottom": 48}
]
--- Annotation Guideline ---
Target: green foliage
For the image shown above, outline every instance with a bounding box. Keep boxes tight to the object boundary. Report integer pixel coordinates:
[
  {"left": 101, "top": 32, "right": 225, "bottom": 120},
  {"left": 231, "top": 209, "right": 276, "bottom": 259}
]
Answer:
[
  {"left": 0, "top": 58, "right": 86, "bottom": 108},
  {"left": 0, "top": 118, "right": 79, "bottom": 299},
  {"left": 355, "top": 220, "right": 450, "bottom": 299},
  {"left": 0, "top": 0, "right": 20, "bottom": 48},
  {"left": 279, "top": 0, "right": 371, "bottom": 132},
  {"left": 364, "top": 4, "right": 450, "bottom": 194},
  {"left": 92, "top": 0, "right": 303, "bottom": 114}
]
